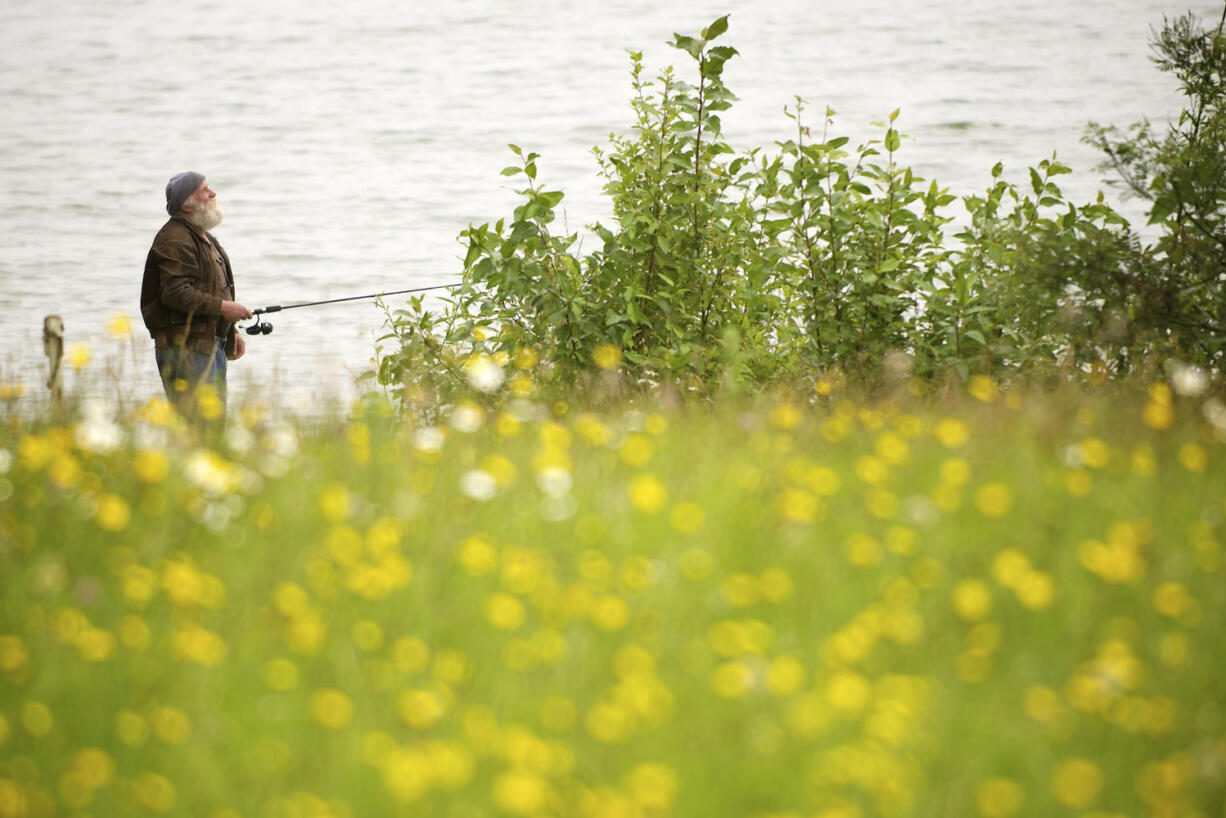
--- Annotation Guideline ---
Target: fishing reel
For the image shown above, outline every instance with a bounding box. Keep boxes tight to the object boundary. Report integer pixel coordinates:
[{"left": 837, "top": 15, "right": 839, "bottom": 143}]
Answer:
[{"left": 244, "top": 305, "right": 281, "bottom": 336}]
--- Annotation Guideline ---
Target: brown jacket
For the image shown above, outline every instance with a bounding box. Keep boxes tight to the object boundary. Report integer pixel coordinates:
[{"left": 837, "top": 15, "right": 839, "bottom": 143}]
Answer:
[{"left": 140, "top": 216, "right": 237, "bottom": 356}]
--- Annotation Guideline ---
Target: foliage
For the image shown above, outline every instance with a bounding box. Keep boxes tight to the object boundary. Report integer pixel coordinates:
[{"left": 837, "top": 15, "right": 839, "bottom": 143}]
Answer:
[
  {"left": 375, "top": 11, "right": 1225, "bottom": 412},
  {"left": 1084, "top": 9, "right": 1226, "bottom": 369},
  {"left": 1, "top": 376, "right": 1225, "bottom": 816}
]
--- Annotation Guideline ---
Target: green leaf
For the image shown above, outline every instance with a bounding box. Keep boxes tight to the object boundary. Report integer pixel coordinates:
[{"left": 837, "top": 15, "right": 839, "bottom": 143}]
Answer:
[
  {"left": 525, "top": 162, "right": 537, "bottom": 180},
  {"left": 884, "top": 128, "right": 901, "bottom": 152},
  {"left": 702, "top": 15, "right": 730, "bottom": 40},
  {"left": 889, "top": 108, "right": 900, "bottom": 122},
  {"left": 991, "top": 161, "right": 1003, "bottom": 179},
  {"left": 673, "top": 34, "right": 705, "bottom": 60},
  {"left": 499, "top": 166, "right": 521, "bottom": 177}
]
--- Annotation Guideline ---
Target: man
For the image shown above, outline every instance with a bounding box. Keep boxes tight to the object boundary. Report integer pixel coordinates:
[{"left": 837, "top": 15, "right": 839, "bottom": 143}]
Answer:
[{"left": 140, "top": 172, "right": 252, "bottom": 424}]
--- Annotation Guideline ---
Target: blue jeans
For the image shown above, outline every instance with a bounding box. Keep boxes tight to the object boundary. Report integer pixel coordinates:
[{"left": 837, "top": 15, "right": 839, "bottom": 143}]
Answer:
[{"left": 155, "top": 339, "right": 227, "bottom": 421}]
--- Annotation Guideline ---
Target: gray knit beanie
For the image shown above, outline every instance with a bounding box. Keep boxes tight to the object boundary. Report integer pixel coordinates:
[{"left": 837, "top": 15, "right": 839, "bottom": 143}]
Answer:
[{"left": 165, "top": 171, "right": 206, "bottom": 216}]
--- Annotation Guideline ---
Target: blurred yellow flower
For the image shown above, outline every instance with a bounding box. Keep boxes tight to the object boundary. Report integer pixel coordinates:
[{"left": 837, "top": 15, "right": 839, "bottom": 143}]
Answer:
[
  {"left": 152, "top": 706, "right": 192, "bottom": 745},
  {"left": 1022, "top": 686, "right": 1060, "bottom": 724},
  {"left": 1177, "top": 443, "right": 1207, "bottom": 472},
  {"left": 134, "top": 772, "right": 176, "bottom": 813},
  {"left": 974, "top": 482, "right": 1012, "bottom": 518},
  {"left": 625, "top": 763, "right": 679, "bottom": 811},
  {"left": 968, "top": 375, "right": 998, "bottom": 402},
  {"left": 132, "top": 450, "right": 168, "bottom": 483},
  {"left": 669, "top": 501, "right": 705, "bottom": 534},
  {"left": 20, "top": 700, "right": 52, "bottom": 737},
  {"left": 0, "top": 636, "right": 28, "bottom": 674},
  {"left": 493, "top": 771, "right": 550, "bottom": 815},
  {"left": 318, "top": 482, "right": 351, "bottom": 522},
  {"left": 264, "top": 658, "right": 299, "bottom": 691},
  {"left": 392, "top": 637, "right": 431, "bottom": 675},
  {"left": 711, "top": 661, "right": 755, "bottom": 698},
  {"left": 115, "top": 711, "right": 149, "bottom": 747},
  {"left": 485, "top": 592, "right": 526, "bottom": 631},
  {"left": 94, "top": 494, "right": 130, "bottom": 532},
  {"left": 107, "top": 313, "right": 133, "bottom": 338},
  {"left": 619, "top": 434, "right": 654, "bottom": 466},
  {"left": 976, "top": 777, "right": 1023, "bottom": 818},
  {"left": 628, "top": 474, "right": 668, "bottom": 513},
  {"left": 585, "top": 702, "right": 631, "bottom": 743},
  {"left": 398, "top": 689, "right": 446, "bottom": 730},
  {"left": 1078, "top": 438, "right": 1111, "bottom": 469},
  {"left": 1051, "top": 758, "right": 1102, "bottom": 808},
  {"left": 766, "top": 655, "right": 806, "bottom": 696},
  {"left": 592, "top": 344, "right": 622, "bottom": 371},
  {"left": 66, "top": 342, "right": 92, "bottom": 371},
  {"left": 825, "top": 671, "right": 871, "bottom": 713},
  {"left": 769, "top": 403, "right": 802, "bottom": 430},
  {"left": 590, "top": 594, "right": 630, "bottom": 631},
  {"left": 311, "top": 688, "right": 354, "bottom": 730},
  {"left": 934, "top": 418, "right": 970, "bottom": 448},
  {"left": 952, "top": 579, "right": 992, "bottom": 622}
]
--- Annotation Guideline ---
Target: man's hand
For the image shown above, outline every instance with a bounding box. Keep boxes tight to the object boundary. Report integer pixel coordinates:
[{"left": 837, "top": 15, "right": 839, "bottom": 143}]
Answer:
[
  {"left": 232, "top": 332, "right": 246, "bottom": 361},
  {"left": 221, "top": 300, "right": 253, "bottom": 322}
]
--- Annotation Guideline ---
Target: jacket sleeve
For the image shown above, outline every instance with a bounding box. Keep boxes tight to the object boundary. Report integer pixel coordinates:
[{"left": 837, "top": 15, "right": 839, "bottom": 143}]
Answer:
[{"left": 153, "top": 231, "right": 222, "bottom": 318}]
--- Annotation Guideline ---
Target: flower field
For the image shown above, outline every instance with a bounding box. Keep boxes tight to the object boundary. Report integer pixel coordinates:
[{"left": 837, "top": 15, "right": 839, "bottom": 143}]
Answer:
[{"left": 1, "top": 375, "right": 1224, "bottom": 817}]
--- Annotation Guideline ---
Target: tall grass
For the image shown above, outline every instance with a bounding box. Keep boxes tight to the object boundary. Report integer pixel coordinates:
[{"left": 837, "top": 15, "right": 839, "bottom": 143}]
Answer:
[{"left": 1, "top": 361, "right": 1223, "bottom": 817}]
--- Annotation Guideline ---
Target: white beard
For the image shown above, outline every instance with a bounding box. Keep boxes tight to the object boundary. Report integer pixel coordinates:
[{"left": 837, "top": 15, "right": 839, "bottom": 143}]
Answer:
[{"left": 185, "top": 198, "right": 223, "bottom": 231}]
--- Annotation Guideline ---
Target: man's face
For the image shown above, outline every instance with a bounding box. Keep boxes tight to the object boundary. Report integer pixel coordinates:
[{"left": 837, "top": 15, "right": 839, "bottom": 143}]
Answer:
[
  {"left": 186, "top": 180, "right": 217, "bottom": 209},
  {"left": 183, "top": 179, "right": 223, "bottom": 230}
]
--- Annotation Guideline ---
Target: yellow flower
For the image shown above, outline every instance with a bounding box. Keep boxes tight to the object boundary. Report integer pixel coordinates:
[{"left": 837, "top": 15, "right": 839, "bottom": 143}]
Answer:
[
  {"left": 625, "top": 763, "right": 679, "bottom": 811},
  {"left": 825, "top": 671, "right": 871, "bottom": 713},
  {"left": 115, "top": 711, "right": 149, "bottom": 747},
  {"left": 133, "top": 450, "right": 168, "bottom": 483},
  {"left": 0, "top": 636, "right": 28, "bottom": 673},
  {"left": 1177, "top": 443, "right": 1207, "bottom": 472},
  {"left": 628, "top": 474, "right": 668, "bottom": 513},
  {"left": 21, "top": 700, "right": 53, "bottom": 737},
  {"left": 777, "top": 488, "right": 820, "bottom": 524},
  {"left": 669, "top": 501, "right": 705, "bottom": 534},
  {"left": 769, "top": 403, "right": 802, "bottom": 430},
  {"left": 515, "top": 346, "right": 539, "bottom": 370},
  {"left": 493, "top": 771, "right": 550, "bottom": 815},
  {"left": 134, "top": 772, "right": 176, "bottom": 813},
  {"left": 264, "top": 658, "right": 299, "bottom": 691},
  {"left": 619, "top": 434, "right": 654, "bottom": 466},
  {"left": 590, "top": 595, "right": 630, "bottom": 632},
  {"left": 592, "top": 344, "right": 622, "bottom": 371},
  {"left": 398, "top": 689, "right": 446, "bottom": 730},
  {"left": 1078, "top": 438, "right": 1111, "bottom": 469},
  {"left": 585, "top": 702, "right": 631, "bottom": 743},
  {"left": 1051, "top": 758, "right": 1102, "bottom": 808},
  {"left": 968, "top": 374, "right": 998, "bottom": 402},
  {"left": 318, "top": 483, "right": 351, "bottom": 522},
  {"left": 310, "top": 688, "right": 354, "bottom": 730},
  {"left": 976, "top": 777, "right": 1023, "bottom": 818},
  {"left": 766, "top": 655, "right": 806, "bottom": 696},
  {"left": 711, "top": 661, "right": 755, "bottom": 698},
  {"left": 66, "top": 342, "right": 93, "bottom": 371},
  {"left": 392, "top": 637, "right": 431, "bottom": 675},
  {"left": 1023, "top": 686, "right": 1060, "bottom": 724},
  {"left": 152, "top": 706, "right": 192, "bottom": 745},
  {"left": 485, "top": 592, "right": 526, "bottom": 631},
  {"left": 952, "top": 579, "right": 992, "bottom": 622},
  {"left": 94, "top": 494, "right": 130, "bottom": 532},
  {"left": 974, "top": 483, "right": 1013, "bottom": 518},
  {"left": 107, "top": 313, "right": 133, "bottom": 338}
]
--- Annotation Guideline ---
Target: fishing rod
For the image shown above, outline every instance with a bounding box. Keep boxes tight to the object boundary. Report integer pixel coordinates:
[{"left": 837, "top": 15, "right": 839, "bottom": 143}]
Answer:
[{"left": 243, "top": 282, "right": 461, "bottom": 335}]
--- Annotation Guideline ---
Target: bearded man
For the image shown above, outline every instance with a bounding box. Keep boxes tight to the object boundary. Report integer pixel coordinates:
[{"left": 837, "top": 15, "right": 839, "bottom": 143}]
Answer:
[{"left": 140, "top": 172, "right": 252, "bottom": 424}]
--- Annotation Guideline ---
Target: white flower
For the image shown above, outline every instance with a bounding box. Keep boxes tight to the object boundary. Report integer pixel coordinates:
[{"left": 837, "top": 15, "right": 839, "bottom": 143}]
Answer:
[
  {"left": 1170, "top": 364, "right": 1208, "bottom": 397},
  {"left": 184, "top": 449, "right": 241, "bottom": 496},
  {"left": 74, "top": 399, "right": 124, "bottom": 453},
  {"left": 460, "top": 469, "right": 498, "bottom": 501},
  {"left": 449, "top": 403, "right": 485, "bottom": 433},
  {"left": 536, "top": 467, "right": 573, "bottom": 498},
  {"left": 464, "top": 354, "right": 506, "bottom": 394},
  {"left": 412, "top": 426, "right": 446, "bottom": 454}
]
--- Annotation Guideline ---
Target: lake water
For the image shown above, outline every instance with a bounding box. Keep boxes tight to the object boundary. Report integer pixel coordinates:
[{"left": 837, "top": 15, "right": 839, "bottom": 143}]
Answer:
[{"left": 0, "top": 0, "right": 1215, "bottom": 411}]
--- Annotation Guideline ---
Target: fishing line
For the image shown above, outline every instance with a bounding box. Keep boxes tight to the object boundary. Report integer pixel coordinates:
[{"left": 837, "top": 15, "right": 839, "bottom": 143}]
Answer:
[{"left": 244, "top": 281, "right": 461, "bottom": 335}]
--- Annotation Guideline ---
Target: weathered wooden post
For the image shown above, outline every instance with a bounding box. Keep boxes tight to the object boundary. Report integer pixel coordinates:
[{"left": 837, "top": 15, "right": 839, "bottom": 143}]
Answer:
[{"left": 43, "top": 315, "right": 64, "bottom": 412}]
